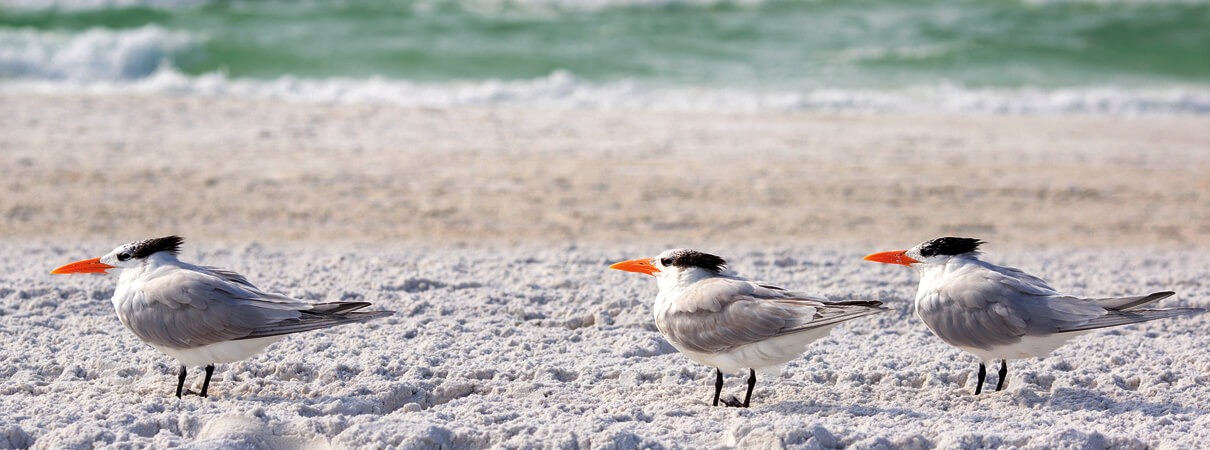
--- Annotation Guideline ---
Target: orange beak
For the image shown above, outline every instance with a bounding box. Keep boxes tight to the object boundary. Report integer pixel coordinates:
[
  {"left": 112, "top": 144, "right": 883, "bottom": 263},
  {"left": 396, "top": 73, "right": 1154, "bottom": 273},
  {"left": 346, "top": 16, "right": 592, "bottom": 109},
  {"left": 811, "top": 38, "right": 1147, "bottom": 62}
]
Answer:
[
  {"left": 609, "top": 258, "right": 660, "bottom": 276},
  {"left": 863, "top": 250, "right": 920, "bottom": 266},
  {"left": 51, "top": 257, "right": 114, "bottom": 274}
]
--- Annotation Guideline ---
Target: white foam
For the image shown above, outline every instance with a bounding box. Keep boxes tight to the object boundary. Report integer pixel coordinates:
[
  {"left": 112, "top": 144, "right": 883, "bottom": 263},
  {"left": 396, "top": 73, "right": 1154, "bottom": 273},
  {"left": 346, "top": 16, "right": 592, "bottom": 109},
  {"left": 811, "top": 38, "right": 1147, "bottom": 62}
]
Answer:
[
  {"left": 0, "top": 25, "right": 201, "bottom": 81},
  {"left": 0, "top": 25, "right": 1206, "bottom": 115},
  {"left": 4, "top": 67, "right": 1209, "bottom": 115},
  {"left": 7, "top": 0, "right": 1207, "bottom": 12},
  {"left": 0, "top": 0, "right": 209, "bottom": 10},
  {"left": 0, "top": 0, "right": 772, "bottom": 12},
  {"left": 452, "top": 0, "right": 773, "bottom": 13}
]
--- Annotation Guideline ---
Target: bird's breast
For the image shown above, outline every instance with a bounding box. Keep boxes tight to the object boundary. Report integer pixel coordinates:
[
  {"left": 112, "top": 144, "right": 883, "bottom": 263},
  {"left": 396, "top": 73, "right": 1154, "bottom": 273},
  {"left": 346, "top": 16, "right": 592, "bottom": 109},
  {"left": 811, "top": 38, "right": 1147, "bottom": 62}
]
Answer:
[
  {"left": 110, "top": 283, "right": 138, "bottom": 320},
  {"left": 913, "top": 289, "right": 944, "bottom": 325},
  {"left": 914, "top": 290, "right": 976, "bottom": 345},
  {"left": 652, "top": 297, "right": 675, "bottom": 340}
]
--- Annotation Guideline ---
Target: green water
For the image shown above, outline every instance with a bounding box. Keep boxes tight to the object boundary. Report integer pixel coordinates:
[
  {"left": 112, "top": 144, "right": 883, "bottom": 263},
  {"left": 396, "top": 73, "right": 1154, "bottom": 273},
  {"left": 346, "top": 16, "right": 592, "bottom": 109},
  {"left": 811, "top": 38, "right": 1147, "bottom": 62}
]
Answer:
[{"left": 2, "top": 0, "right": 1209, "bottom": 89}]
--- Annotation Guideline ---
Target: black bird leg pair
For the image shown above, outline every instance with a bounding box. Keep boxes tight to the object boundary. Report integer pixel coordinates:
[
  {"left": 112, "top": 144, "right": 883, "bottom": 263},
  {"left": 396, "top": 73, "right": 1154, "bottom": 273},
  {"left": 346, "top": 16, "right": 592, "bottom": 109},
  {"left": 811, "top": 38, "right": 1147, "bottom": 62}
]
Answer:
[
  {"left": 175, "top": 364, "right": 216, "bottom": 398},
  {"left": 712, "top": 368, "right": 757, "bottom": 407},
  {"left": 973, "top": 360, "right": 1009, "bottom": 395}
]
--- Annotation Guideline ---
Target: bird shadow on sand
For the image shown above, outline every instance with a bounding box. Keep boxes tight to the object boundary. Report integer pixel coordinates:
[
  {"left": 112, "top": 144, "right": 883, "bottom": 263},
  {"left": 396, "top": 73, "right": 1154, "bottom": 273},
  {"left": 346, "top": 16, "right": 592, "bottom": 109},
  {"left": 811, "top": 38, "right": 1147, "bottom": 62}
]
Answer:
[
  {"left": 1024, "top": 387, "right": 1206, "bottom": 416},
  {"left": 759, "top": 386, "right": 1205, "bottom": 420},
  {"left": 230, "top": 382, "right": 445, "bottom": 417},
  {"left": 232, "top": 394, "right": 397, "bottom": 416},
  {"left": 763, "top": 400, "right": 933, "bottom": 420}
]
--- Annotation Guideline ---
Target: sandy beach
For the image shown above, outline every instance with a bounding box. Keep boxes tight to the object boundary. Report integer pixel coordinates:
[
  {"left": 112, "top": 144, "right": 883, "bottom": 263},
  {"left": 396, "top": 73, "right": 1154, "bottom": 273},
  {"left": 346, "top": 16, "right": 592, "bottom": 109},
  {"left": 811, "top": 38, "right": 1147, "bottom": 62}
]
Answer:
[
  {"left": 2, "top": 239, "right": 1208, "bottom": 448},
  {"left": 1, "top": 93, "right": 1209, "bottom": 448},
  {"left": 2, "top": 94, "right": 1208, "bottom": 248}
]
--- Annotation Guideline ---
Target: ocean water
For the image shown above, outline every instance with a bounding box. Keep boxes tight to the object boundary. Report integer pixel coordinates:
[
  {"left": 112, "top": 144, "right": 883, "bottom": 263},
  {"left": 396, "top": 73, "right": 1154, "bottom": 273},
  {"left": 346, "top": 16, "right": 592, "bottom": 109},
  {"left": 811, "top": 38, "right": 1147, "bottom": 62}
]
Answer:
[{"left": 1, "top": 0, "right": 1208, "bottom": 113}]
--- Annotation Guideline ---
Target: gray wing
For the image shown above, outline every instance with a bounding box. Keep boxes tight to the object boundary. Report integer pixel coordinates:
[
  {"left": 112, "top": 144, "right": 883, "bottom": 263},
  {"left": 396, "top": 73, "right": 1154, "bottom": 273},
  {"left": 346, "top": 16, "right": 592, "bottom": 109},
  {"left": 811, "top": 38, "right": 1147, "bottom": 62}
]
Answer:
[
  {"left": 237, "top": 304, "right": 394, "bottom": 340},
  {"left": 922, "top": 264, "right": 1193, "bottom": 350},
  {"left": 117, "top": 269, "right": 392, "bottom": 349},
  {"left": 1080, "top": 291, "right": 1174, "bottom": 311},
  {"left": 195, "top": 268, "right": 396, "bottom": 337},
  {"left": 116, "top": 270, "right": 300, "bottom": 348},
  {"left": 1056, "top": 307, "right": 1202, "bottom": 332},
  {"left": 200, "top": 265, "right": 319, "bottom": 310},
  {"left": 1055, "top": 290, "right": 1203, "bottom": 331},
  {"left": 659, "top": 278, "right": 886, "bottom": 354}
]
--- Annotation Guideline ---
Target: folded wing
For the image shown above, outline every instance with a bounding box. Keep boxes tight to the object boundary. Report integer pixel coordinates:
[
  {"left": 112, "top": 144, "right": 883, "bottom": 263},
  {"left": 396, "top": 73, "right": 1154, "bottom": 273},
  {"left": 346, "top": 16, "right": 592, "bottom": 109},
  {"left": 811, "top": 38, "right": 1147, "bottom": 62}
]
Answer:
[
  {"left": 117, "top": 269, "right": 392, "bottom": 349},
  {"left": 659, "top": 278, "right": 886, "bottom": 354},
  {"left": 926, "top": 266, "right": 1198, "bottom": 350}
]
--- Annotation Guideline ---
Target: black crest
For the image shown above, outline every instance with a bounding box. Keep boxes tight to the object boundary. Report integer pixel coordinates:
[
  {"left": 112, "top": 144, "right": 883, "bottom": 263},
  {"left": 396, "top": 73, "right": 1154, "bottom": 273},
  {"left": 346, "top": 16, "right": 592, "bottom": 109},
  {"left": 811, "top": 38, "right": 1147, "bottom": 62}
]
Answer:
[
  {"left": 919, "top": 237, "right": 983, "bottom": 257},
  {"left": 129, "top": 235, "right": 185, "bottom": 259},
  {"left": 663, "top": 250, "right": 727, "bottom": 273}
]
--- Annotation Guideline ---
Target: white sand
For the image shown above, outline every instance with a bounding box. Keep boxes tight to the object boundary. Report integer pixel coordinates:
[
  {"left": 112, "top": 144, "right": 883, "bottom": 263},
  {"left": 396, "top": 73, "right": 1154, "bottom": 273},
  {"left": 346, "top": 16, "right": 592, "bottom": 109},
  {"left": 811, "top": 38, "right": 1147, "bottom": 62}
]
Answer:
[
  {"left": 1, "top": 94, "right": 1209, "bottom": 448},
  {"left": 1, "top": 240, "right": 1207, "bottom": 448}
]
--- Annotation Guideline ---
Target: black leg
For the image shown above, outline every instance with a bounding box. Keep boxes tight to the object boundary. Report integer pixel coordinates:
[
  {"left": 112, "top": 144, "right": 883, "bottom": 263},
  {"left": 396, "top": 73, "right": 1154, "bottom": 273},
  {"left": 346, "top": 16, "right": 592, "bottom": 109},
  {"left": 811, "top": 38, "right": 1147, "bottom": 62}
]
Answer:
[
  {"left": 995, "top": 360, "right": 1008, "bottom": 392},
  {"left": 718, "top": 369, "right": 749, "bottom": 408},
  {"left": 713, "top": 368, "right": 724, "bottom": 406},
  {"left": 742, "top": 369, "right": 756, "bottom": 408},
  {"left": 974, "top": 363, "right": 986, "bottom": 395},
  {"left": 199, "top": 364, "right": 215, "bottom": 398},
  {"left": 176, "top": 366, "right": 187, "bottom": 398}
]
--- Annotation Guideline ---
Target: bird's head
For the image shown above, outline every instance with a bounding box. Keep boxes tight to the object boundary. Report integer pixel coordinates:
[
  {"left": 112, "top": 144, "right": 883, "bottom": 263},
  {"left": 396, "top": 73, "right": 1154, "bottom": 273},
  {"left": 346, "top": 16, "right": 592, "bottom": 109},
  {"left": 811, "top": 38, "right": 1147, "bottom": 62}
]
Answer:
[
  {"left": 864, "top": 237, "right": 984, "bottom": 269},
  {"left": 51, "top": 235, "right": 185, "bottom": 275},
  {"left": 609, "top": 249, "right": 728, "bottom": 285}
]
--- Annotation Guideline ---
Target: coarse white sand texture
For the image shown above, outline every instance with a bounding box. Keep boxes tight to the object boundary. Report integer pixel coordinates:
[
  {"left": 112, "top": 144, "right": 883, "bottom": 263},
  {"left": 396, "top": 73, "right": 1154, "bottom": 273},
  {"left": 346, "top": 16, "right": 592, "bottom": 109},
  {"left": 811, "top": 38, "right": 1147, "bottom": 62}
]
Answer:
[
  {"left": 1, "top": 93, "right": 1209, "bottom": 448},
  {"left": 1, "top": 240, "right": 1207, "bottom": 448}
]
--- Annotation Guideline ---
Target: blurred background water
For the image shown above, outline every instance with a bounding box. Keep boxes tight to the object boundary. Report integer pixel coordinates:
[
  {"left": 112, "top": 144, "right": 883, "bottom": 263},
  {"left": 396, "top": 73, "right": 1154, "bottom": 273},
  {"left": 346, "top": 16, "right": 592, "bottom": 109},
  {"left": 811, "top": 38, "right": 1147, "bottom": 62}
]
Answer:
[{"left": 2, "top": 0, "right": 1208, "bottom": 113}]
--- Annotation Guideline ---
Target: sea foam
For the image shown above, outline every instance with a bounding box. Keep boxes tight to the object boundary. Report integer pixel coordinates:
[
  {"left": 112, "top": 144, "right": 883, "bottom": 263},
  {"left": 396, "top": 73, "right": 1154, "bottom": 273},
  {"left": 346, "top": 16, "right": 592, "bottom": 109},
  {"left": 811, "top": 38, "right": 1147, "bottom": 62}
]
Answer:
[
  {"left": 5, "top": 0, "right": 1207, "bottom": 12},
  {"left": 1, "top": 25, "right": 1207, "bottom": 115},
  {"left": 0, "top": 0, "right": 208, "bottom": 10},
  {"left": 0, "top": 0, "right": 771, "bottom": 12},
  {"left": 5, "top": 67, "right": 1209, "bottom": 115},
  {"left": 0, "top": 25, "right": 200, "bottom": 81}
]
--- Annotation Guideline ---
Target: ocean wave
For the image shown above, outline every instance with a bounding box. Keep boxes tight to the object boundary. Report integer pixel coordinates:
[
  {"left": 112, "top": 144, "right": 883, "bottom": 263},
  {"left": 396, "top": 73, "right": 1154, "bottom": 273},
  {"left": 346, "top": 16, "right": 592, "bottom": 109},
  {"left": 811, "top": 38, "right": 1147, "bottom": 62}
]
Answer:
[
  {"left": 0, "top": 25, "right": 201, "bottom": 81},
  {"left": 0, "top": 0, "right": 209, "bottom": 10},
  {"left": 0, "top": 0, "right": 776, "bottom": 12},
  {"left": 0, "top": 0, "right": 242, "bottom": 10},
  {"left": 445, "top": 0, "right": 775, "bottom": 13},
  {"left": 3, "top": 68, "right": 1208, "bottom": 115},
  {"left": 5, "top": 0, "right": 1208, "bottom": 13}
]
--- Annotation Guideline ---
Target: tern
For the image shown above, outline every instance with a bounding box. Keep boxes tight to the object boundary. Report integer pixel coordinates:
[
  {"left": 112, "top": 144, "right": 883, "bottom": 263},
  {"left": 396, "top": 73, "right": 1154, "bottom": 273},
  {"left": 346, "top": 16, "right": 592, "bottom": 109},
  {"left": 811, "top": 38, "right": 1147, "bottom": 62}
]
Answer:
[
  {"left": 51, "top": 236, "right": 394, "bottom": 398},
  {"left": 610, "top": 249, "right": 887, "bottom": 407},
  {"left": 864, "top": 237, "right": 1203, "bottom": 394}
]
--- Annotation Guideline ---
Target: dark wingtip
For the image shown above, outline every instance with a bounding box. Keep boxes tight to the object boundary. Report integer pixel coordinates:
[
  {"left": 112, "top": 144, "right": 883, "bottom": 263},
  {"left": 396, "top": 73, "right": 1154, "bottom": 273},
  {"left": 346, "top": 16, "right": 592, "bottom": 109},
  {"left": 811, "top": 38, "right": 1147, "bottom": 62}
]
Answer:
[
  {"left": 1107, "top": 291, "right": 1179, "bottom": 311},
  {"left": 306, "top": 302, "right": 378, "bottom": 316},
  {"left": 1139, "top": 291, "right": 1177, "bottom": 305},
  {"left": 830, "top": 300, "right": 884, "bottom": 308}
]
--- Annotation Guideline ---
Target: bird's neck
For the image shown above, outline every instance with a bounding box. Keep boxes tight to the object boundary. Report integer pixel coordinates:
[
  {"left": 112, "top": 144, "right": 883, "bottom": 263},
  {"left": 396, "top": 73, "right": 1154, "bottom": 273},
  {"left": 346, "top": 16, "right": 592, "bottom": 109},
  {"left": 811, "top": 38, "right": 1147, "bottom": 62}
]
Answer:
[
  {"left": 915, "top": 255, "right": 979, "bottom": 296},
  {"left": 656, "top": 268, "right": 717, "bottom": 296},
  {"left": 117, "top": 253, "right": 184, "bottom": 285}
]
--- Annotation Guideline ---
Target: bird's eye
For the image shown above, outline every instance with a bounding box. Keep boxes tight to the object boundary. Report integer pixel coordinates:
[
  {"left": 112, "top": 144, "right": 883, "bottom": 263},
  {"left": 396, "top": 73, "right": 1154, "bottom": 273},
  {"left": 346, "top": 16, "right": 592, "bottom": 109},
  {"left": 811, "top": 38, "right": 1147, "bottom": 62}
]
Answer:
[
  {"left": 660, "top": 258, "right": 672, "bottom": 266},
  {"left": 117, "top": 253, "right": 131, "bottom": 261}
]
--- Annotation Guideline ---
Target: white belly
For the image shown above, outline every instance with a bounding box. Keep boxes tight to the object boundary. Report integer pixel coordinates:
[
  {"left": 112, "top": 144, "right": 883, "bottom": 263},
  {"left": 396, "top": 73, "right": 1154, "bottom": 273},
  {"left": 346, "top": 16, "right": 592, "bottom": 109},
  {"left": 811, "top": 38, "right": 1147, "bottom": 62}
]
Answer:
[
  {"left": 674, "top": 326, "right": 835, "bottom": 374},
  {"left": 150, "top": 337, "right": 283, "bottom": 367},
  {"left": 957, "top": 331, "right": 1088, "bottom": 362}
]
